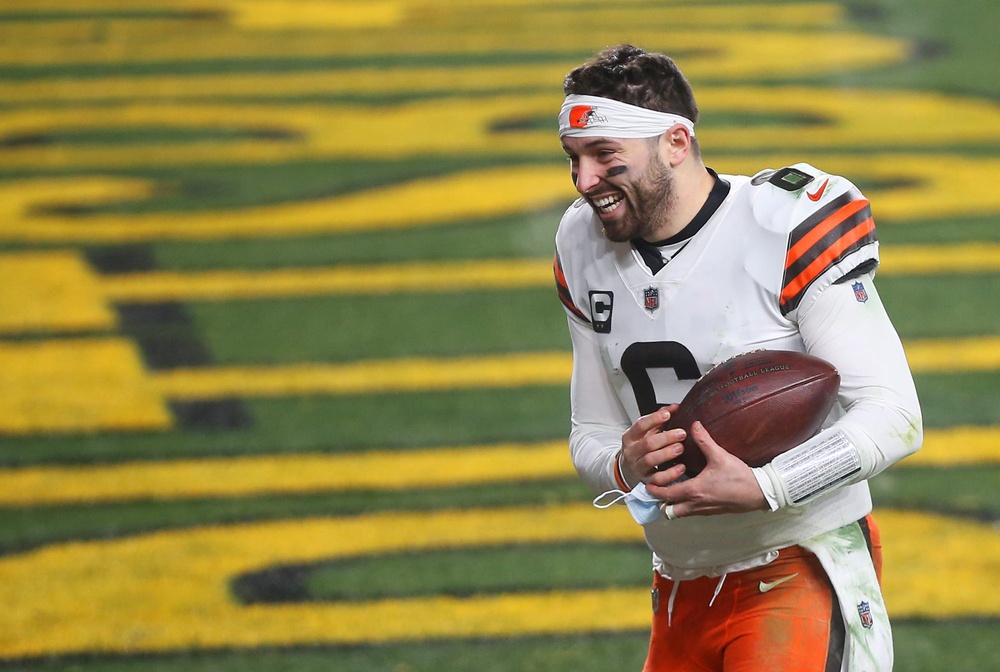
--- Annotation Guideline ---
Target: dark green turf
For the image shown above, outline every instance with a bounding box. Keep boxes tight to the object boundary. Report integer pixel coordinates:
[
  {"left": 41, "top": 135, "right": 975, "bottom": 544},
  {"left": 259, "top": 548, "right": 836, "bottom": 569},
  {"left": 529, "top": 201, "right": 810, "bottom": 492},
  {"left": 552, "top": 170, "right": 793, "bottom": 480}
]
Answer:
[
  {"left": 871, "top": 466, "right": 1000, "bottom": 520},
  {"left": 233, "top": 541, "right": 654, "bottom": 603},
  {"left": 7, "top": 128, "right": 295, "bottom": 147},
  {"left": 876, "top": 215, "right": 1000, "bottom": 245},
  {"left": 0, "top": 634, "right": 652, "bottom": 671},
  {"left": 911, "top": 372, "right": 1000, "bottom": 427},
  {"left": 0, "top": 371, "right": 996, "bottom": 467},
  {"left": 877, "top": 274, "right": 1000, "bottom": 339},
  {"left": 179, "top": 277, "right": 994, "bottom": 365},
  {"left": 3, "top": 464, "right": 994, "bottom": 558},
  {"left": 61, "top": 210, "right": 996, "bottom": 274},
  {"left": 0, "top": 479, "right": 591, "bottom": 556},
  {"left": 120, "top": 209, "right": 565, "bottom": 270},
  {"left": 844, "top": 0, "right": 1000, "bottom": 100},
  {"left": 190, "top": 289, "right": 569, "bottom": 364},
  {"left": 0, "top": 386, "right": 570, "bottom": 466},
  {"left": 1, "top": 622, "right": 997, "bottom": 671}
]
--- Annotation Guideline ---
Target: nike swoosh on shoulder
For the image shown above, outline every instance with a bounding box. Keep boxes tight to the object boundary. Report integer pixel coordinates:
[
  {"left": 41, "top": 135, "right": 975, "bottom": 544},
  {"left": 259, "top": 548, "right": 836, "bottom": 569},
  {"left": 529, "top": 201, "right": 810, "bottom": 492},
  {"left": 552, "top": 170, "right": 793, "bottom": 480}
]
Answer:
[
  {"left": 758, "top": 573, "right": 799, "bottom": 593},
  {"left": 806, "top": 178, "right": 829, "bottom": 201}
]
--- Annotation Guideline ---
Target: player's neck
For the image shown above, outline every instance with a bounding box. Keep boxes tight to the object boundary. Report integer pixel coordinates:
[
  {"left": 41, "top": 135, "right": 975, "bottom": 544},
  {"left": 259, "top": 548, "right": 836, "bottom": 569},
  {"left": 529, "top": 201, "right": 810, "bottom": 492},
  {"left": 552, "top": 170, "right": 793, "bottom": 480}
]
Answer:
[{"left": 645, "top": 162, "right": 715, "bottom": 242}]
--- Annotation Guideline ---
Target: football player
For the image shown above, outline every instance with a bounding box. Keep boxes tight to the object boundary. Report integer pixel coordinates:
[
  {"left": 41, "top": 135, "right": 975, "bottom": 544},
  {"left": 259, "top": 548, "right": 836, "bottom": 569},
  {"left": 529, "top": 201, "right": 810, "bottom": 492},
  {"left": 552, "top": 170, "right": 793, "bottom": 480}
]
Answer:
[{"left": 553, "top": 44, "right": 922, "bottom": 671}]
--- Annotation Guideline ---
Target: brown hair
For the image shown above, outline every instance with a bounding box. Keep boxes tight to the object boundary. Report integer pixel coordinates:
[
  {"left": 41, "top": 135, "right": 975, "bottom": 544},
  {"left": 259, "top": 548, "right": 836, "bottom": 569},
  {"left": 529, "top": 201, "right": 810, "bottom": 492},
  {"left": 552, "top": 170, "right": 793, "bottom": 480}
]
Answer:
[{"left": 563, "top": 44, "right": 699, "bottom": 124}]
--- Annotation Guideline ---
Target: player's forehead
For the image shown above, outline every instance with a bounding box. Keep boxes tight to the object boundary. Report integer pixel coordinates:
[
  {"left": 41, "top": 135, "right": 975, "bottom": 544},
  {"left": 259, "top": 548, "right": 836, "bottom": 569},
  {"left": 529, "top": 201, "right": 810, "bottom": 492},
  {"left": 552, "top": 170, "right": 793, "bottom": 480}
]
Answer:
[{"left": 560, "top": 135, "right": 636, "bottom": 155}]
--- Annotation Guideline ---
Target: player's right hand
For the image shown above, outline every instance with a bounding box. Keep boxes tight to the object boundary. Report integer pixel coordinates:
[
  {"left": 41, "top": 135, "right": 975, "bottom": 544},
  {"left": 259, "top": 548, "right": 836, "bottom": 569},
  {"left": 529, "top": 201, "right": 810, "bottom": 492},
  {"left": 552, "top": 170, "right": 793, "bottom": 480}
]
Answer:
[{"left": 620, "top": 405, "right": 686, "bottom": 486}]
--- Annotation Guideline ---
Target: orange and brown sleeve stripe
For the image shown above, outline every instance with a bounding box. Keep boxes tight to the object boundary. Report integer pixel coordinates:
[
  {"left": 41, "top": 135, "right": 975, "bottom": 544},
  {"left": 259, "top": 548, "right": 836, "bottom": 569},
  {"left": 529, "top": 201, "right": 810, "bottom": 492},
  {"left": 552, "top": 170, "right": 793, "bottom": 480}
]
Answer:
[
  {"left": 553, "top": 252, "right": 591, "bottom": 324},
  {"left": 780, "top": 194, "right": 876, "bottom": 315},
  {"left": 613, "top": 449, "right": 633, "bottom": 490}
]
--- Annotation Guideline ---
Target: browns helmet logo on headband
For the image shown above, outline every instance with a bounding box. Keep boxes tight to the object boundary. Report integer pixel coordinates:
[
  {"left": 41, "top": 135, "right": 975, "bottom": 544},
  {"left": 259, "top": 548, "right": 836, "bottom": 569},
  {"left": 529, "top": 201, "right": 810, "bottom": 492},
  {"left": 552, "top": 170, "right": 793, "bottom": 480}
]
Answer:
[{"left": 569, "top": 105, "right": 608, "bottom": 129}]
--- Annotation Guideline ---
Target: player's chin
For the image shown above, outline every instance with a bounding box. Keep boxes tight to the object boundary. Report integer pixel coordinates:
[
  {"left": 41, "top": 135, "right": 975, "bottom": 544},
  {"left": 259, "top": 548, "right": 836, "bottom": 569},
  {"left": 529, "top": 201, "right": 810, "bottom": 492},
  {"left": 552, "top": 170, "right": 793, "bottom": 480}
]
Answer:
[{"left": 600, "top": 216, "right": 636, "bottom": 243}]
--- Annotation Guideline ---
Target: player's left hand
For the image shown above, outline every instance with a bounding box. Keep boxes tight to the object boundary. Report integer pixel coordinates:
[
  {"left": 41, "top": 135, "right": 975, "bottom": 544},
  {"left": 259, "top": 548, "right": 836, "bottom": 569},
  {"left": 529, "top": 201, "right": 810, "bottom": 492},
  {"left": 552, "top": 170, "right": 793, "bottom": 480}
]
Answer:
[{"left": 646, "top": 421, "right": 769, "bottom": 518}]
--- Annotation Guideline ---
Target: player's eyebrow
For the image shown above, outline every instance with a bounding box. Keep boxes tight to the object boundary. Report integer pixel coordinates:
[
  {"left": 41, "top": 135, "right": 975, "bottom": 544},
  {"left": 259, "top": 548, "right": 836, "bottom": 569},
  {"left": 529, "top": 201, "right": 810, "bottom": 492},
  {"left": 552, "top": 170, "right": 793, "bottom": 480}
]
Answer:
[
  {"left": 561, "top": 137, "right": 622, "bottom": 155},
  {"left": 581, "top": 137, "right": 619, "bottom": 148}
]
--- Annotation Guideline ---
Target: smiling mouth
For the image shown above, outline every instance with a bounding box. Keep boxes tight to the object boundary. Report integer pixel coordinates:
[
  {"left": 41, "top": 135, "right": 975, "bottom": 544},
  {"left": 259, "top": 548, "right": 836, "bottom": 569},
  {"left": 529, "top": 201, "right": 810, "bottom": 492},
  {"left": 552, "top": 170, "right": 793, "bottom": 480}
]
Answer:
[{"left": 592, "top": 193, "right": 624, "bottom": 214}]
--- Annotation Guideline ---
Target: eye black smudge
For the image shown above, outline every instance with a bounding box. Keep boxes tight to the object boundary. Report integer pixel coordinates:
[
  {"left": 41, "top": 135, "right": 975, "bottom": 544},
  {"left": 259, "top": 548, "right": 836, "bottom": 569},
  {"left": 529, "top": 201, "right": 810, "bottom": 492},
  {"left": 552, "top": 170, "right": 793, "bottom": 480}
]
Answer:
[{"left": 606, "top": 165, "right": 628, "bottom": 177}]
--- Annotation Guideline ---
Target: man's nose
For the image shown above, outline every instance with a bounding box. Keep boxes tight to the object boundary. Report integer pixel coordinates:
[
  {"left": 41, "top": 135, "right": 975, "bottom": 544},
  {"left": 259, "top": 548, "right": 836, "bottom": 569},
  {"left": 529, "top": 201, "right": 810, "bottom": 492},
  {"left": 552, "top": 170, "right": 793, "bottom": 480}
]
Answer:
[{"left": 575, "top": 159, "right": 603, "bottom": 194}]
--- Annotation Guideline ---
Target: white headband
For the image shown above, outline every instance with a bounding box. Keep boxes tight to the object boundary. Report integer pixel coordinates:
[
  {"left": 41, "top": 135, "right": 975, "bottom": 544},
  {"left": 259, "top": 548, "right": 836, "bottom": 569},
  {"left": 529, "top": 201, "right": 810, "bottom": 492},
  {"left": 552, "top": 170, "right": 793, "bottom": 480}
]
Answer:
[{"left": 558, "top": 94, "right": 695, "bottom": 139}]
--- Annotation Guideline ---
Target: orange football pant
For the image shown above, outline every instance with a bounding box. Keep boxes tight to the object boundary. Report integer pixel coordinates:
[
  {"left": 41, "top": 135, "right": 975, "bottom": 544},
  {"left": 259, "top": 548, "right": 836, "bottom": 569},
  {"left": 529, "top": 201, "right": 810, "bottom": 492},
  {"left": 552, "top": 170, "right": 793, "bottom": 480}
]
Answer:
[{"left": 642, "top": 516, "right": 882, "bottom": 672}]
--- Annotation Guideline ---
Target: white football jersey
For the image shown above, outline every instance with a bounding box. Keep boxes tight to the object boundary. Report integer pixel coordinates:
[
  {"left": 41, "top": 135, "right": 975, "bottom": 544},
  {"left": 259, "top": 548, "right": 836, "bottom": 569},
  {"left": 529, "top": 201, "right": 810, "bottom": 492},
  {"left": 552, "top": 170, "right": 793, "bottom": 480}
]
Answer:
[{"left": 554, "top": 163, "right": 921, "bottom": 575}]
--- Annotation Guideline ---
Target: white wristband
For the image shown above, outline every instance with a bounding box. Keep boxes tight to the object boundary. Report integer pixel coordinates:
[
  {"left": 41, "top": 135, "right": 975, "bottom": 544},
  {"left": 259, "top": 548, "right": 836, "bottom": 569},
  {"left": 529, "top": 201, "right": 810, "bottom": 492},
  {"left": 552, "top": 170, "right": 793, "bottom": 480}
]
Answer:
[
  {"left": 752, "top": 467, "right": 781, "bottom": 511},
  {"left": 760, "top": 428, "right": 862, "bottom": 507}
]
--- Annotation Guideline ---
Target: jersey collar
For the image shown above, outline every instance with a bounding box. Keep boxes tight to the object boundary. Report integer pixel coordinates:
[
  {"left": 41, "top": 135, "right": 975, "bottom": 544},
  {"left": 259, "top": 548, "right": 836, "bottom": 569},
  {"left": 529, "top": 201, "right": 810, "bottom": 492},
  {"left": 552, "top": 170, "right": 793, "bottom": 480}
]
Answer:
[{"left": 632, "top": 168, "right": 731, "bottom": 274}]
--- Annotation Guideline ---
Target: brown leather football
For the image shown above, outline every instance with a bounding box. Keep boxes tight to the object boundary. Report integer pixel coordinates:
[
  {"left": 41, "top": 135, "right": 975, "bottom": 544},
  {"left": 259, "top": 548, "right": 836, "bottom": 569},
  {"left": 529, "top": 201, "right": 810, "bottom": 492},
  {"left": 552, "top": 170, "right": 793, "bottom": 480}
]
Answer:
[{"left": 661, "top": 350, "right": 840, "bottom": 476}]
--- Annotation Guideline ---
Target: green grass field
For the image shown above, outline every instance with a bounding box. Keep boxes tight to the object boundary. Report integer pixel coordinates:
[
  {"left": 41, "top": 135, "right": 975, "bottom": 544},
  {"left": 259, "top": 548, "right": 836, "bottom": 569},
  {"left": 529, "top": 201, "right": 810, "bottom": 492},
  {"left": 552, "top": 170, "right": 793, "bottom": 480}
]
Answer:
[{"left": 0, "top": 0, "right": 998, "bottom": 670}]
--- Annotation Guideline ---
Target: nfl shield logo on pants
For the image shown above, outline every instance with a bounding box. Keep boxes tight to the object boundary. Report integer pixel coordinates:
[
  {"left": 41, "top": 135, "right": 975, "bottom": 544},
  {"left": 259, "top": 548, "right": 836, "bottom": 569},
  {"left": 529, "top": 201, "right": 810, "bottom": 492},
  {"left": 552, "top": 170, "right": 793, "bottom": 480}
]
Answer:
[
  {"left": 644, "top": 286, "right": 659, "bottom": 312},
  {"left": 852, "top": 281, "right": 869, "bottom": 303},
  {"left": 857, "top": 601, "right": 874, "bottom": 629}
]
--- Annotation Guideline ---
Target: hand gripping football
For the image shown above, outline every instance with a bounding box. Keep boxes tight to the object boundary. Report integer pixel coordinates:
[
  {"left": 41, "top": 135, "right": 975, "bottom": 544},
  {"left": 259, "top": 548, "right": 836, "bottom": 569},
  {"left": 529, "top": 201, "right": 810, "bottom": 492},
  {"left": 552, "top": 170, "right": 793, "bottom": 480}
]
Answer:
[{"left": 661, "top": 350, "right": 840, "bottom": 476}]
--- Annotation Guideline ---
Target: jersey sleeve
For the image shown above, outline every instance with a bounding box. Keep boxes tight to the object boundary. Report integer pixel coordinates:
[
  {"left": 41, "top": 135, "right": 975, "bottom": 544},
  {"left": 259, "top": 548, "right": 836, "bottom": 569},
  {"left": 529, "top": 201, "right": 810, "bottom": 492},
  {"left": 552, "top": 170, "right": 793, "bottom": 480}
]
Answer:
[
  {"left": 553, "top": 199, "right": 597, "bottom": 326},
  {"left": 566, "top": 314, "right": 635, "bottom": 493},
  {"left": 751, "top": 163, "right": 880, "bottom": 320},
  {"left": 553, "top": 202, "right": 633, "bottom": 494},
  {"left": 797, "top": 271, "right": 923, "bottom": 479},
  {"left": 553, "top": 250, "right": 591, "bottom": 325}
]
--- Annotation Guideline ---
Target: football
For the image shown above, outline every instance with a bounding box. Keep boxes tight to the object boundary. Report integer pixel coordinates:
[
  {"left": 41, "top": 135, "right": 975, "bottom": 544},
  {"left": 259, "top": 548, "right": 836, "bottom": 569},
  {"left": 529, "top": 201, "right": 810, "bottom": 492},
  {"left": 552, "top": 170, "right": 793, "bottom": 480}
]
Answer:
[{"left": 660, "top": 350, "right": 840, "bottom": 476}]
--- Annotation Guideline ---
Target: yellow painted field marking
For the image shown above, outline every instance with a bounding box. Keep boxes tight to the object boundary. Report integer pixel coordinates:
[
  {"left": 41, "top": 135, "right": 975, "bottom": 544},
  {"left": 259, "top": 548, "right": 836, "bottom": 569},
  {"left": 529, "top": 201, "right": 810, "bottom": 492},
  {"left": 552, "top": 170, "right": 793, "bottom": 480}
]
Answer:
[
  {"left": 0, "top": 441, "right": 573, "bottom": 506},
  {"left": 0, "top": 425, "right": 995, "bottom": 507},
  {"left": 0, "top": 0, "right": 691, "bottom": 9},
  {"left": 0, "top": 27, "right": 905, "bottom": 75},
  {"left": 11, "top": 157, "right": 1000, "bottom": 244},
  {"left": 0, "top": 251, "right": 115, "bottom": 334},
  {"left": 0, "top": 0, "right": 834, "bottom": 13},
  {"left": 0, "top": 167, "right": 573, "bottom": 242},
  {"left": 0, "top": 241, "right": 992, "bottom": 335},
  {"left": 0, "top": 18, "right": 210, "bottom": 44},
  {"left": 2, "top": 89, "right": 997, "bottom": 169},
  {"left": 0, "top": 505, "right": 994, "bottom": 658},
  {"left": 706, "top": 155, "right": 1000, "bottom": 224},
  {"left": 232, "top": 1, "right": 405, "bottom": 29},
  {"left": 0, "top": 175, "right": 153, "bottom": 225},
  {"left": 98, "top": 259, "right": 554, "bottom": 302},
  {"left": 0, "top": 339, "right": 171, "bottom": 435},
  {"left": 0, "top": 240, "right": 991, "bottom": 433},
  {"left": 903, "top": 426, "right": 1000, "bottom": 466},
  {"left": 0, "top": 65, "right": 573, "bottom": 104},
  {"left": 0, "top": 336, "right": 991, "bottom": 435},
  {"left": 150, "top": 352, "right": 574, "bottom": 399},
  {"left": 882, "top": 509, "right": 1000, "bottom": 618},
  {"left": 880, "top": 243, "right": 1000, "bottom": 275},
  {"left": 94, "top": 243, "right": 1000, "bottom": 304},
  {"left": 904, "top": 336, "right": 1000, "bottom": 373},
  {"left": 698, "top": 87, "right": 1000, "bottom": 149},
  {"left": 0, "top": 3, "right": 845, "bottom": 42},
  {"left": 471, "top": 4, "right": 844, "bottom": 30},
  {"left": 3, "top": 155, "right": 1000, "bottom": 244},
  {"left": 0, "top": 0, "right": 214, "bottom": 9},
  {"left": 146, "top": 337, "right": 1000, "bottom": 401}
]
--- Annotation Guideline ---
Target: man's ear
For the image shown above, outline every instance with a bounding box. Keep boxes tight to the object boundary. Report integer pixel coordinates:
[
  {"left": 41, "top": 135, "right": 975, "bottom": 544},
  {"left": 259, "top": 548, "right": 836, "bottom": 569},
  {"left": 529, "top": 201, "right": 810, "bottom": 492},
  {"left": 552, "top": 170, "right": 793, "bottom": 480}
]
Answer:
[{"left": 660, "top": 124, "right": 692, "bottom": 167}]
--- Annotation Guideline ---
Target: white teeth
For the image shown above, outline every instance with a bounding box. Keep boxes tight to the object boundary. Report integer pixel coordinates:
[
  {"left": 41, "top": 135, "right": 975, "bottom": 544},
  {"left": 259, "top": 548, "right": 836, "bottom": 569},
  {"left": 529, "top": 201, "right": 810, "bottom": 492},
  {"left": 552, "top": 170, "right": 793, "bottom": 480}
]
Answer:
[{"left": 593, "top": 194, "right": 623, "bottom": 213}]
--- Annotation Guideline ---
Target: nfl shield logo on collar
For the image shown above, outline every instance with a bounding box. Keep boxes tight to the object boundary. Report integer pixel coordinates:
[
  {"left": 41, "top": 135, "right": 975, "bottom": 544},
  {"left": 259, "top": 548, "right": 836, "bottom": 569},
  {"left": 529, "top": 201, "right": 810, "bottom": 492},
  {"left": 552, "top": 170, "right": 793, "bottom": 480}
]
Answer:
[
  {"left": 857, "top": 601, "right": 874, "bottom": 629},
  {"left": 852, "top": 281, "right": 869, "bottom": 303},
  {"left": 644, "top": 286, "right": 659, "bottom": 312}
]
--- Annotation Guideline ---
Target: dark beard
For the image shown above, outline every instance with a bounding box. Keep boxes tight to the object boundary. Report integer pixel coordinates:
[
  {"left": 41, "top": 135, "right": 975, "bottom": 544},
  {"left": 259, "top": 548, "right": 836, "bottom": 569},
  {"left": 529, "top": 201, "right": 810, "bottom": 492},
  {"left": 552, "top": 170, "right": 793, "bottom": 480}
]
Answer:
[{"left": 601, "top": 156, "right": 675, "bottom": 243}]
